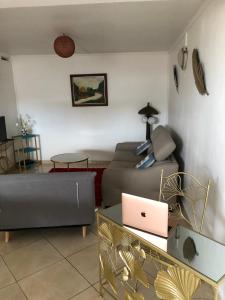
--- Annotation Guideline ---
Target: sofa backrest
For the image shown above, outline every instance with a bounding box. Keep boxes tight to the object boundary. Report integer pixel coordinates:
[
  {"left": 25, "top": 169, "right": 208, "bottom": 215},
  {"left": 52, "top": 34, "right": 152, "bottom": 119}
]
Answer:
[
  {"left": 151, "top": 125, "right": 176, "bottom": 161},
  {"left": 0, "top": 172, "right": 96, "bottom": 230}
]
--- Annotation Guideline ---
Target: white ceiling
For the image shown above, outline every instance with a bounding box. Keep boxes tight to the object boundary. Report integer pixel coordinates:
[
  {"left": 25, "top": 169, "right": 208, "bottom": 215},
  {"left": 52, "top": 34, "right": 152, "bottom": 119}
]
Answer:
[{"left": 0, "top": 0, "right": 205, "bottom": 55}]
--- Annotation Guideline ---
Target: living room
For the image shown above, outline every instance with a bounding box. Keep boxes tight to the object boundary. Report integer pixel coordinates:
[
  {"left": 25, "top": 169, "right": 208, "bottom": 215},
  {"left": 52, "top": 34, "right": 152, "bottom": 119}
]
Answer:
[{"left": 0, "top": 0, "right": 225, "bottom": 299}]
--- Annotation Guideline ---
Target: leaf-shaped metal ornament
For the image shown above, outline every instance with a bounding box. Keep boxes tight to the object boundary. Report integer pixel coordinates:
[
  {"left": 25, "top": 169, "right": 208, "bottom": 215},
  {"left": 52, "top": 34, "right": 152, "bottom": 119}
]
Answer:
[
  {"left": 119, "top": 249, "right": 149, "bottom": 288},
  {"left": 133, "top": 243, "right": 146, "bottom": 259},
  {"left": 98, "top": 222, "right": 123, "bottom": 247},
  {"left": 161, "top": 174, "right": 183, "bottom": 202},
  {"left": 125, "top": 290, "right": 145, "bottom": 300},
  {"left": 122, "top": 266, "right": 129, "bottom": 282},
  {"left": 154, "top": 265, "right": 200, "bottom": 300},
  {"left": 192, "top": 49, "right": 209, "bottom": 96},
  {"left": 99, "top": 254, "right": 118, "bottom": 295}
]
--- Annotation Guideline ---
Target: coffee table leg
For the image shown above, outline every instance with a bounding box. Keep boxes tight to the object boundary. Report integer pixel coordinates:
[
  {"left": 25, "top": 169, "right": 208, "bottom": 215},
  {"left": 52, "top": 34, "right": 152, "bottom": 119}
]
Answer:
[
  {"left": 53, "top": 162, "right": 56, "bottom": 170},
  {"left": 87, "top": 159, "right": 88, "bottom": 169},
  {"left": 67, "top": 163, "right": 70, "bottom": 171}
]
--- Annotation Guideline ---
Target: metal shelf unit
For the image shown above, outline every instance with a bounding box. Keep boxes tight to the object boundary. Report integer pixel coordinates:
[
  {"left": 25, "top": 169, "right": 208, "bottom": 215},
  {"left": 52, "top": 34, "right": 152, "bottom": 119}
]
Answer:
[{"left": 13, "top": 134, "right": 42, "bottom": 169}]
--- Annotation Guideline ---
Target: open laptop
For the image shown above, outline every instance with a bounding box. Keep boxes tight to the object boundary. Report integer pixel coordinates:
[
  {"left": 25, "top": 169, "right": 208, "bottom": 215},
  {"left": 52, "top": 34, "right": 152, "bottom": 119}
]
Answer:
[{"left": 122, "top": 193, "right": 169, "bottom": 238}]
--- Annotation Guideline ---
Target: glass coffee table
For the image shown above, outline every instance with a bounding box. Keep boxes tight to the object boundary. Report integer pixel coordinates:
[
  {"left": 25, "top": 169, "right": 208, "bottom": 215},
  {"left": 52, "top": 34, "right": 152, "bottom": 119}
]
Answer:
[{"left": 50, "top": 153, "right": 89, "bottom": 170}]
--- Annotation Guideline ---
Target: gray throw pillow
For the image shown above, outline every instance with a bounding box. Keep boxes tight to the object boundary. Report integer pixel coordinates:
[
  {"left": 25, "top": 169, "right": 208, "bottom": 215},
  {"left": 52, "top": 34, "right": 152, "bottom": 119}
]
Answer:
[
  {"left": 136, "top": 140, "right": 152, "bottom": 155},
  {"left": 135, "top": 152, "right": 156, "bottom": 169}
]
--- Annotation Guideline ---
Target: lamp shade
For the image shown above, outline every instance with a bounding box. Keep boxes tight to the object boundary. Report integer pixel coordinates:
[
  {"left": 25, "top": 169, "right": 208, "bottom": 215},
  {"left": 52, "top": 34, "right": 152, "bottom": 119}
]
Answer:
[
  {"left": 138, "top": 102, "right": 159, "bottom": 118},
  {"left": 54, "top": 35, "right": 75, "bottom": 58}
]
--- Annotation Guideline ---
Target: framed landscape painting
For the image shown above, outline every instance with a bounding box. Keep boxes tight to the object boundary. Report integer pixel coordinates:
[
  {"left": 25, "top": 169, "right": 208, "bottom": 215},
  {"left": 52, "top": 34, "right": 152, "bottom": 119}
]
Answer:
[{"left": 70, "top": 73, "right": 108, "bottom": 107}]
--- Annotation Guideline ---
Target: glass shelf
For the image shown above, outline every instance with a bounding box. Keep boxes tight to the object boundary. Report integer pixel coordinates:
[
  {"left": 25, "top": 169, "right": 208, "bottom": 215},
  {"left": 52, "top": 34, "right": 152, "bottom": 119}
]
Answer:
[{"left": 16, "top": 147, "right": 40, "bottom": 153}]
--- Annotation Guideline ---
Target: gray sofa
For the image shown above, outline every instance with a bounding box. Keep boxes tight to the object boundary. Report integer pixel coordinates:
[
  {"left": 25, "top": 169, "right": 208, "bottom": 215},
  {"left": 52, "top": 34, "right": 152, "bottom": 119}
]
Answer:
[
  {"left": 102, "top": 126, "right": 178, "bottom": 207},
  {"left": 0, "top": 172, "right": 96, "bottom": 240}
]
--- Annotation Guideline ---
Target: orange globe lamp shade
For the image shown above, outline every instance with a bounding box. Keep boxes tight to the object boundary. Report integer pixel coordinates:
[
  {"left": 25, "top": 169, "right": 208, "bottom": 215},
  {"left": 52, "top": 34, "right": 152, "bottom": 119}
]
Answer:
[{"left": 54, "top": 35, "right": 75, "bottom": 58}]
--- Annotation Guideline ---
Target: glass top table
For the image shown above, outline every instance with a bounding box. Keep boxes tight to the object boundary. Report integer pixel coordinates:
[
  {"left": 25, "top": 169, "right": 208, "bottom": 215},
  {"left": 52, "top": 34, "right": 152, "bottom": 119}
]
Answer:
[
  {"left": 50, "top": 153, "right": 89, "bottom": 169},
  {"left": 99, "top": 204, "right": 225, "bottom": 286}
]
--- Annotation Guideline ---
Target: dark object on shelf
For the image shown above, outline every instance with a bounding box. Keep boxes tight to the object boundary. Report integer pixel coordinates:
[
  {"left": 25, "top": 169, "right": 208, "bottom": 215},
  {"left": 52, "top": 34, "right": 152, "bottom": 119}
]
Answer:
[
  {"left": 0, "top": 116, "right": 7, "bottom": 142},
  {"left": 16, "top": 159, "right": 36, "bottom": 168},
  {"left": 173, "top": 65, "right": 179, "bottom": 93},
  {"left": 192, "top": 49, "right": 209, "bottom": 96},
  {"left": 178, "top": 47, "right": 188, "bottom": 71},
  {"left": 138, "top": 102, "right": 159, "bottom": 139},
  {"left": 183, "top": 237, "right": 199, "bottom": 261},
  {"left": 54, "top": 34, "right": 75, "bottom": 58}
]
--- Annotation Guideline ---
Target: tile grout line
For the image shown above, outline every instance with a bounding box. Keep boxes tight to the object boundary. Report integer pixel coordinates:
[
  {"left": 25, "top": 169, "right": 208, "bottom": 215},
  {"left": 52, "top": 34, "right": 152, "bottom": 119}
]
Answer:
[
  {"left": 2, "top": 236, "right": 66, "bottom": 286},
  {"left": 42, "top": 230, "right": 98, "bottom": 258},
  {"left": 16, "top": 256, "right": 65, "bottom": 283},
  {"left": 44, "top": 235, "right": 100, "bottom": 298},
  {"left": 0, "top": 230, "right": 98, "bottom": 295},
  {"left": 0, "top": 235, "right": 44, "bottom": 259},
  {"left": 66, "top": 285, "right": 93, "bottom": 300},
  {"left": 1, "top": 254, "right": 29, "bottom": 300}
]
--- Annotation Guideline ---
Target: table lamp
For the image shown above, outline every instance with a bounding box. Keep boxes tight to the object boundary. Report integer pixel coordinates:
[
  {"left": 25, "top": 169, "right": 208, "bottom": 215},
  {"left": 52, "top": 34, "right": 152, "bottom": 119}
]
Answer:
[{"left": 138, "top": 102, "right": 159, "bottom": 140}]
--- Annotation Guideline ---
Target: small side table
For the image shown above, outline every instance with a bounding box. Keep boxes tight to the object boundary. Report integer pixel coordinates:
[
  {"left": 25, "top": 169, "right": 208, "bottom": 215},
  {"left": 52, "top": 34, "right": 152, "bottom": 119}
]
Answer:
[{"left": 50, "top": 153, "right": 89, "bottom": 170}]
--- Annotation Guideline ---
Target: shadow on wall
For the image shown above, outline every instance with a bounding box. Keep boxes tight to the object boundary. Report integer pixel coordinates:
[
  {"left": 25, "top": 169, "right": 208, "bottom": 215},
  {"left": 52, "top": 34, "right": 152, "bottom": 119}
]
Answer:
[
  {"left": 166, "top": 126, "right": 185, "bottom": 172},
  {"left": 81, "top": 149, "right": 113, "bottom": 162},
  {"left": 205, "top": 177, "right": 225, "bottom": 243}
]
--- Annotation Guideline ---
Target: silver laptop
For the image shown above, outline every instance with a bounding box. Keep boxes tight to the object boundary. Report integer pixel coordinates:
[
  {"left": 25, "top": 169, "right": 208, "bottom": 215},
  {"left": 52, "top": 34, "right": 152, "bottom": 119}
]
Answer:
[{"left": 122, "top": 193, "right": 169, "bottom": 238}]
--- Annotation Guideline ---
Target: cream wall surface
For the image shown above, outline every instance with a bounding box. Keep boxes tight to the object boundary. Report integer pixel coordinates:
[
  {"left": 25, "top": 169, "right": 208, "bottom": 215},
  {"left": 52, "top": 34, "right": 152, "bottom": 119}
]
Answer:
[
  {"left": 12, "top": 52, "right": 168, "bottom": 161},
  {"left": 0, "top": 58, "right": 18, "bottom": 137},
  {"left": 169, "top": 0, "right": 225, "bottom": 245}
]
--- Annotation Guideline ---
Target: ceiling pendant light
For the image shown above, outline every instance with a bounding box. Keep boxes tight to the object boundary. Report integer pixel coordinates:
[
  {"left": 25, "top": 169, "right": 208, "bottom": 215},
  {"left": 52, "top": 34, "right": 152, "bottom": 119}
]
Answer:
[{"left": 54, "top": 34, "right": 75, "bottom": 58}]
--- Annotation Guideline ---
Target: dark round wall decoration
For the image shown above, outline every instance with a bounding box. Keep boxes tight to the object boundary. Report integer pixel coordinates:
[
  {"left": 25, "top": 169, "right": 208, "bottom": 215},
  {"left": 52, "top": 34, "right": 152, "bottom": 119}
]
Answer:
[
  {"left": 173, "top": 65, "right": 179, "bottom": 93},
  {"left": 192, "top": 49, "right": 209, "bottom": 96},
  {"left": 54, "top": 34, "right": 75, "bottom": 58}
]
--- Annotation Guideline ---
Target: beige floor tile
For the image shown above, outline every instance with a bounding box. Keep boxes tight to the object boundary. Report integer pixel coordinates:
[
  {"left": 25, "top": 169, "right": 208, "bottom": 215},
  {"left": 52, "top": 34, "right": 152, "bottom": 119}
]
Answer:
[
  {"left": 90, "top": 213, "right": 98, "bottom": 235},
  {"left": 94, "top": 279, "right": 158, "bottom": 300},
  {"left": 0, "top": 283, "right": 26, "bottom": 300},
  {"left": 4, "top": 239, "right": 63, "bottom": 280},
  {"left": 19, "top": 260, "right": 90, "bottom": 300},
  {"left": 68, "top": 244, "right": 99, "bottom": 284},
  {"left": 0, "top": 256, "right": 15, "bottom": 289},
  {"left": 42, "top": 227, "right": 97, "bottom": 257},
  {"left": 93, "top": 283, "right": 115, "bottom": 300},
  {"left": 70, "top": 286, "right": 103, "bottom": 300},
  {"left": 0, "top": 229, "right": 42, "bottom": 257}
]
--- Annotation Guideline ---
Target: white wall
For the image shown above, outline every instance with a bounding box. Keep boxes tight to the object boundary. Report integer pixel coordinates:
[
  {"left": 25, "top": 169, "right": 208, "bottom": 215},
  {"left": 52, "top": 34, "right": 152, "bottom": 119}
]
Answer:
[
  {"left": 12, "top": 52, "right": 168, "bottom": 161},
  {"left": 168, "top": 0, "right": 225, "bottom": 243},
  {"left": 0, "top": 57, "right": 18, "bottom": 137}
]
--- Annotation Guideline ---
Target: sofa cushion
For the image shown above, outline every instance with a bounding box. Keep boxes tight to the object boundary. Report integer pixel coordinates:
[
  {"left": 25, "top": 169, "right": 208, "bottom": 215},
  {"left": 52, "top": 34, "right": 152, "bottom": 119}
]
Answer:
[
  {"left": 113, "top": 151, "right": 143, "bottom": 163},
  {"left": 136, "top": 140, "right": 152, "bottom": 155},
  {"left": 108, "top": 160, "right": 136, "bottom": 169},
  {"left": 151, "top": 125, "right": 176, "bottom": 161},
  {"left": 115, "top": 142, "right": 142, "bottom": 152},
  {"left": 135, "top": 152, "right": 156, "bottom": 169}
]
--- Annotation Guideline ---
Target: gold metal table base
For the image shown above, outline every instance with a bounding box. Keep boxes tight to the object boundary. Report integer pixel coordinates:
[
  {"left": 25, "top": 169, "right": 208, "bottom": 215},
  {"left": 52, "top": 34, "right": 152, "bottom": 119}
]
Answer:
[{"left": 97, "top": 212, "right": 221, "bottom": 300}]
